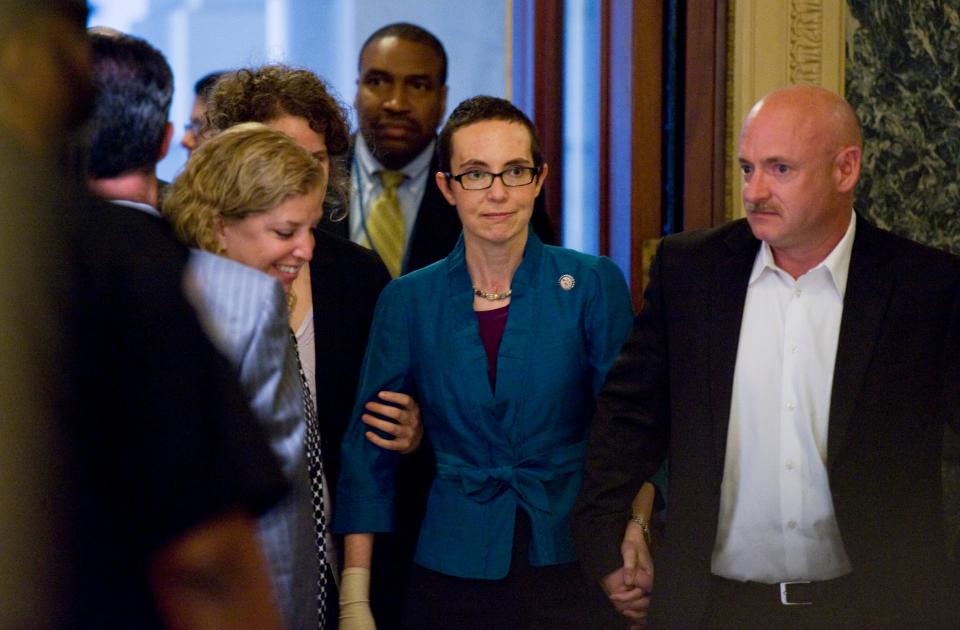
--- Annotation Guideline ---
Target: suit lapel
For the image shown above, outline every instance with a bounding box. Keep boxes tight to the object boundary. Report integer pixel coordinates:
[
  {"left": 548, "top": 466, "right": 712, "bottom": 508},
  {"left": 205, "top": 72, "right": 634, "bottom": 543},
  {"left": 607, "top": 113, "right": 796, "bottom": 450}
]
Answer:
[
  {"left": 490, "top": 232, "right": 543, "bottom": 444},
  {"left": 442, "top": 233, "right": 544, "bottom": 448},
  {"left": 827, "top": 218, "right": 894, "bottom": 468},
  {"left": 309, "top": 233, "right": 337, "bottom": 413},
  {"left": 329, "top": 140, "right": 464, "bottom": 273},
  {"left": 710, "top": 223, "right": 760, "bottom": 472},
  {"left": 318, "top": 142, "right": 354, "bottom": 240},
  {"left": 444, "top": 238, "right": 498, "bottom": 433},
  {"left": 406, "top": 148, "right": 463, "bottom": 273}
]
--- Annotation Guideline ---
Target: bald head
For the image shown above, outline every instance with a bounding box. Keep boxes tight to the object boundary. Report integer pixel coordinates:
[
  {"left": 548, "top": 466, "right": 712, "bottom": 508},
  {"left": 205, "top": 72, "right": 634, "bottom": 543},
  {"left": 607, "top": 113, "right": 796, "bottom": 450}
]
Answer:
[{"left": 744, "top": 85, "right": 862, "bottom": 153}]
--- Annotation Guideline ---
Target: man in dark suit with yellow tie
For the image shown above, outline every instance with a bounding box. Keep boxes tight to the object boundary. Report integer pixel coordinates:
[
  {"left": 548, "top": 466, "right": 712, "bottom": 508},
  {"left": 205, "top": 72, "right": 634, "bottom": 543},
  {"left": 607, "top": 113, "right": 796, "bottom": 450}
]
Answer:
[
  {"left": 574, "top": 85, "right": 960, "bottom": 628},
  {"left": 321, "top": 22, "right": 553, "bottom": 277}
]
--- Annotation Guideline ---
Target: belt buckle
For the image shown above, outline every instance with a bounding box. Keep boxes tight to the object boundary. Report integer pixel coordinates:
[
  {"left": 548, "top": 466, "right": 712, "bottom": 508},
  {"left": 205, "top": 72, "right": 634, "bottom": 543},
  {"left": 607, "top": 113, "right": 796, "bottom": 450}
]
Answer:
[{"left": 779, "top": 581, "right": 812, "bottom": 606}]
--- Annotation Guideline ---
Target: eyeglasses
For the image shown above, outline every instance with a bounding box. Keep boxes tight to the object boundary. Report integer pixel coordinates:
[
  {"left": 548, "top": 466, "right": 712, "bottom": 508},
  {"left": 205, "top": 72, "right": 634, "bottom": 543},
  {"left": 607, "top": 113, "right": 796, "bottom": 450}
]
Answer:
[
  {"left": 183, "top": 119, "right": 204, "bottom": 136},
  {"left": 446, "top": 166, "right": 541, "bottom": 191}
]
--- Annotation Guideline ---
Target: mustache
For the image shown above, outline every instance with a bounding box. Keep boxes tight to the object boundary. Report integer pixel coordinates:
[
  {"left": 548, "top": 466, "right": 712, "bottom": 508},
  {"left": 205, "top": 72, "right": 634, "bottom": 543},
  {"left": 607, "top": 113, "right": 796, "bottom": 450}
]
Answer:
[{"left": 745, "top": 202, "right": 780, "bottom": 214}]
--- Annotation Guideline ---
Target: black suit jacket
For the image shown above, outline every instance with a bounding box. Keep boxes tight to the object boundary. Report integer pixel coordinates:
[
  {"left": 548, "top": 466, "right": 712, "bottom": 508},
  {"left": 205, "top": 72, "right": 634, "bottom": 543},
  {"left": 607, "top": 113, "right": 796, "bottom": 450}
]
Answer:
[
  {"left": 309, "top": 228, "right": 434, "bottom": 628},
  {"left": 320, "top": 141, "right": 555, "bottom": 275},
  {"left": 574, "top": 217, "right": 960, "bottom": 628},
  {"left": 67, "top": 199, "right": 287, "bottom": 627},
  {"left": 308, "top": 229, "right": 391, "bottom": 493}
]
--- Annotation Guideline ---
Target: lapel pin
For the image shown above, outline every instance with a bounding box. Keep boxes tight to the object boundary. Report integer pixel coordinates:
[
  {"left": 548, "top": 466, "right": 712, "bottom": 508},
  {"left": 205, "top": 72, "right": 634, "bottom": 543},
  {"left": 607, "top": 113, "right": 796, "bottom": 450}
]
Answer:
[{"left": 558, "top": 274, "right": 575, "bottom": 291}]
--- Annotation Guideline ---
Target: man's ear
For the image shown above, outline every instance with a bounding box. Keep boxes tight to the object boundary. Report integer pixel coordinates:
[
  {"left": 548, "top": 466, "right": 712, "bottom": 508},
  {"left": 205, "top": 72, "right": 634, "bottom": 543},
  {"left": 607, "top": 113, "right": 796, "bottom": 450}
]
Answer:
[
  {"left": 834, "top": 145, "right": 861, "bottom": 194},
  {"left": 438, "top": 85, "right": 449, "bottom": 121},
  {"left": 435, "top": 171, "right": 457, "bottom": 206},
  {"left": 157, "top": 122, "right": 173, "bottom": 162}
]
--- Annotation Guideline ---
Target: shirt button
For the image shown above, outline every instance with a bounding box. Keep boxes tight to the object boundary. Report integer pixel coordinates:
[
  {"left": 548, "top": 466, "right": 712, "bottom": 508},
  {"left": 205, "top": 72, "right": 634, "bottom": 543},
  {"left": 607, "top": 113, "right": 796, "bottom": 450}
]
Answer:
[
  {"left": 793, "top": 288, "right": 802, "bottom": 297},
  {"left": 791, "top": 344, "right": 799, "bottom": 354},
  {"left": 786, "top": 402, "right": 795, "bottom": 411},
  {"left": 787, "top": 520, "right": 797, "bottom": 530},
  {"left": 785, "top": 460, "right": 795, "bottom": 470}
]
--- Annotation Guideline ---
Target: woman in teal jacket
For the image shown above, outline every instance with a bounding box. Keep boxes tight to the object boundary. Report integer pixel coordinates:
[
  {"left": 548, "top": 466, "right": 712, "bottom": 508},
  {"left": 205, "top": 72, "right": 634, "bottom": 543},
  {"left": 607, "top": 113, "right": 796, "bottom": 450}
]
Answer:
[{"left": 335, "top": 96, "right": 634, "bottom": 629}]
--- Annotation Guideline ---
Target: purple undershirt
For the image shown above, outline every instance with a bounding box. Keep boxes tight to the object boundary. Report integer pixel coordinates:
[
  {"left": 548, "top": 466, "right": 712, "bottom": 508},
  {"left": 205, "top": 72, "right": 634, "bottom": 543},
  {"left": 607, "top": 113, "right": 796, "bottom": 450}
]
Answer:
[{"left": 475, "top": 304, "right": 510, "bottom": 393}]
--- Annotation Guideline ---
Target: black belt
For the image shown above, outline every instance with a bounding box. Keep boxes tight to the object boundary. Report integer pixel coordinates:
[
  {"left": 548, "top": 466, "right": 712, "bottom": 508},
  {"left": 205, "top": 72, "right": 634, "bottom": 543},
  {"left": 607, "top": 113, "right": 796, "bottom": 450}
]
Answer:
[{"left": 710, "top": 573, "right": 851, "bottom": 607}]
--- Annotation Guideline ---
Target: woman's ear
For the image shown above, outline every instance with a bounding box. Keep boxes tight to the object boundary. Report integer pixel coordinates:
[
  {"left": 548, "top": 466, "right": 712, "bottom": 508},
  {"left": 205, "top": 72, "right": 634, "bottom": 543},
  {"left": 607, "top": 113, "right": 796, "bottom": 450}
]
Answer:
[
  {"left": 534, "top": 163, "right": 549, "bottom": 196},
  {"left": 214, "top": 215, "right": 228, "bottom": 254},
  {"left": 435, "top": 171, "right": 457, "bottom": 206}
]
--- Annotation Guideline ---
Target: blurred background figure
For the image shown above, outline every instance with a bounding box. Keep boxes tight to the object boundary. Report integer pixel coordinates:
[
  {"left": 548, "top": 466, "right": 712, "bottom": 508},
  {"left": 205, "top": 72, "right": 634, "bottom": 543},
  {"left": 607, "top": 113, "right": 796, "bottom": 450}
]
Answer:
[
  {"left": 181, "top": 70, "right": 226, "bottom": 156},
  {"left": 2, "top": 3, "right": 288, "bottom": 628},
  {"left": 0, "top": 0, "right": 92, "bottom": 624}
]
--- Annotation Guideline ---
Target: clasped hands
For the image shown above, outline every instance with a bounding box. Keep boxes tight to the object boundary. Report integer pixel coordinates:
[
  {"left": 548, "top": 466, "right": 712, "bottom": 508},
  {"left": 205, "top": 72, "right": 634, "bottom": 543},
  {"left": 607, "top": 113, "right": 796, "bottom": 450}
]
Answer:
[{"left": 601, "top": 519, "right": 654, "bottom": 630}]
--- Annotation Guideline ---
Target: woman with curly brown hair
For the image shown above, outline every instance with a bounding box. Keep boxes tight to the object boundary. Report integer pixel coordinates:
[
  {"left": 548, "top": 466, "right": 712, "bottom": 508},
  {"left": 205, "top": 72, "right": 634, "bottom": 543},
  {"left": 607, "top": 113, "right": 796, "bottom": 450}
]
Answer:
[{"left": 203, "top": 64, "right": 352, "bottom": 219}]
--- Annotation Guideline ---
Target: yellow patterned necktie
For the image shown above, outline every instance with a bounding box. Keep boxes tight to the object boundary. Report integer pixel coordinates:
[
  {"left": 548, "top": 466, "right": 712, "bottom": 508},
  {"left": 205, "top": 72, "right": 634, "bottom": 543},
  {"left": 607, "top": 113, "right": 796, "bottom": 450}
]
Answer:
[{"left": 363, "top": 170, "right": 407, "bottom": 277}]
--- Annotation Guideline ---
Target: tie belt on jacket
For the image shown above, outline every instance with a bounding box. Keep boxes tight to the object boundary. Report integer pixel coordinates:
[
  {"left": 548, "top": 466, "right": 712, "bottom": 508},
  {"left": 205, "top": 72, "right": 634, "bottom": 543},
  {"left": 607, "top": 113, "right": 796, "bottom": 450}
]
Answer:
[{"left": 435, "top": 441, "right": 587, "bottom": 513}]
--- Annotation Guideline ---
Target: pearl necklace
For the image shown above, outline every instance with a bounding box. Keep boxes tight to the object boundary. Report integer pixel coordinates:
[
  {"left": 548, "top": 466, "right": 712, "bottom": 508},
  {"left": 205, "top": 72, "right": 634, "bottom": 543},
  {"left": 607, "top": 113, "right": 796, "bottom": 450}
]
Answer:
[{"left": 473, "top": 287, "right": 512, "bottom": 301}]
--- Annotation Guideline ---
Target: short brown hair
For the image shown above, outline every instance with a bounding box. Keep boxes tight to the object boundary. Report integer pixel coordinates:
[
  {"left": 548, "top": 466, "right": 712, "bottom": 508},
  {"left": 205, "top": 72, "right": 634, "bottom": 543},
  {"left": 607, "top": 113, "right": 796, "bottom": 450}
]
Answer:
[
  {"left": 163, "top": 122, "right": 325, "bottom": 254},
  {"left": 437, "top": 96, "right": 542, "bottom": 173},
  {"left": 205, "top": 64, "right": 350, "bottom": 219}
]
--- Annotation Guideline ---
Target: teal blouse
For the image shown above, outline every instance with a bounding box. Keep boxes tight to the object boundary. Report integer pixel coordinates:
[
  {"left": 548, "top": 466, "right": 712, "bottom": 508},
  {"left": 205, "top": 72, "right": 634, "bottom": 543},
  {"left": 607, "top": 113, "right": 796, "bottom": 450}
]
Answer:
[{"left": 334, "top": 230, "right": 633, "bottom": 579}]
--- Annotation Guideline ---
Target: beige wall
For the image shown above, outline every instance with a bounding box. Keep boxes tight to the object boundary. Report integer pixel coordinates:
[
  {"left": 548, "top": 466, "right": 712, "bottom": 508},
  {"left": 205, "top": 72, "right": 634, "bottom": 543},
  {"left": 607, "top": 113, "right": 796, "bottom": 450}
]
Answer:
[{"left": 727, "top": 0, "right": 848, "bottom": 218}]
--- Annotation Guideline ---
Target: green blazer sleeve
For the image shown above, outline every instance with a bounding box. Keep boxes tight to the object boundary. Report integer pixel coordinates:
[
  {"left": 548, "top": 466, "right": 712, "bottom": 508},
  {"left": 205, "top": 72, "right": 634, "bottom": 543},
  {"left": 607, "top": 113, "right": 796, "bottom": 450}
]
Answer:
[{"left": 334, "top": 279, "right": 411, "bottom": 534}]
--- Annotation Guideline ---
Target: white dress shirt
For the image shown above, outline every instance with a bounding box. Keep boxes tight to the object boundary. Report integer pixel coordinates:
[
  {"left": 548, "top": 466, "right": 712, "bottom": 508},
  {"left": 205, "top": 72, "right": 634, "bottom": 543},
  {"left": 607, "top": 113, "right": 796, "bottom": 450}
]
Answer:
[
  {"left": 711, "top": 212, "right": 857, "bottom": 583},
  {"left": 349, "top": 135, "right": 436, "bottom": 263}
]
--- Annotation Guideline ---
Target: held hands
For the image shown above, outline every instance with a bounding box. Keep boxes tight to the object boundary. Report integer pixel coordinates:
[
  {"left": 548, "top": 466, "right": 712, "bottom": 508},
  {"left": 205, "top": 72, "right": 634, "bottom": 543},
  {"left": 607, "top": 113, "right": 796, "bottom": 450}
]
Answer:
[
  {"left": 339, "top": 567, "right": 376, "bottom": 630},
  {"left": 362, "top": 391, "right": 423, "bottom": 454},
  {"left": 600, "top": 520, "right": 654, "bottom": 629}
]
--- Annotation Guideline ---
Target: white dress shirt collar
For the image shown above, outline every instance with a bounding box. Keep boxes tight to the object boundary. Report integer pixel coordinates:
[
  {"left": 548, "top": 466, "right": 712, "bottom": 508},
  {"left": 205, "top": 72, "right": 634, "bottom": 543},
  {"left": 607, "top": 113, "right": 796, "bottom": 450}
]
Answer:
[
  {"left": 111, "top": 198, "right": 161, "bottom": 217},
  {"left": 750, "top": 210, "right": 857, "bottom": 299},
  {"left": 349, "top": 135, "right": 437, "bottom": 253},
  {"left": 354, "top": 133, "right": 435, "bottom": 182}
]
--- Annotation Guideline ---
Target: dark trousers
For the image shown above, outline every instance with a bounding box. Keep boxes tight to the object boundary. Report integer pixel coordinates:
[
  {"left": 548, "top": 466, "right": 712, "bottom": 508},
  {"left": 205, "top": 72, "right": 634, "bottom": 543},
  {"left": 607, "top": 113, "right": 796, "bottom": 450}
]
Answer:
[
  {"left": 371, "top": 442, "right": 434, "bottom": 630},
  {"left": 401, "top": 510, "right": 626, "bottom": 629}
]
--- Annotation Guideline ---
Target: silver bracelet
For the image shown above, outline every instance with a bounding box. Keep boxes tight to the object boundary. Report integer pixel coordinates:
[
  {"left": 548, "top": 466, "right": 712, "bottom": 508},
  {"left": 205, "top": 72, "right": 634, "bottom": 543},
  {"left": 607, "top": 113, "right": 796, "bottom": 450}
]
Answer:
[{"left": 629, "top": 515, "right": 652, "bottom": 546}]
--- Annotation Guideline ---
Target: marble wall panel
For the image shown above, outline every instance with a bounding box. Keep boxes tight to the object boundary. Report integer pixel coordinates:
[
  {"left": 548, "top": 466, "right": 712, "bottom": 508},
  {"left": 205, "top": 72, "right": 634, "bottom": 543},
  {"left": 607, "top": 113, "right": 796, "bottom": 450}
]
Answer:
[
  {"left": 846, "top": 0, "right": 960, "bottom": 569},
  {"left": 845, "top": 0, "right": 960, "bottom": 253}
]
